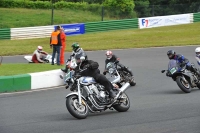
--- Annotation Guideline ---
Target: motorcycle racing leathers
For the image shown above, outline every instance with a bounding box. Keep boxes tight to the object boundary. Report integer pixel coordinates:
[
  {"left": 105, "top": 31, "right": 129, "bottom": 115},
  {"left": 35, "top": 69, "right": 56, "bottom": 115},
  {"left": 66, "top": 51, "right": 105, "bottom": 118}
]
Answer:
[
  {"left": 75, "top": 60, "right": 117, "bottom": 99},
  {"left": 167, "top": 54, "right": 200, "bottom": 77}
]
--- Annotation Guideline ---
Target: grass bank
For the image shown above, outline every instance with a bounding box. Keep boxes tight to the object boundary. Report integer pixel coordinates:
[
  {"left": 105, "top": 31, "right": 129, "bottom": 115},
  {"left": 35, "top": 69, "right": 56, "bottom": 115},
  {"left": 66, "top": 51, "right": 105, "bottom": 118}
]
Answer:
[
  {"left": 0, "top": 22, "right": 200, "bottom": 76},
  {"left": 0, "top": 8, "right": 114, "bottom": 28}
]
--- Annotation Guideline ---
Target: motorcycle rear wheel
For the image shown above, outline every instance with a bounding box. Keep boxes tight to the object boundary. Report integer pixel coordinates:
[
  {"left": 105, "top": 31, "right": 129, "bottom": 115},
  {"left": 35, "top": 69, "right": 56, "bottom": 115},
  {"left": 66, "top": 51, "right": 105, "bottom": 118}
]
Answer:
[
  {"left": 66, "top": 95, "right": 89, "bottom": 119},
  {"left": 176, "top": 76, "right": 191, "bottom": 93},
  {"left": 196, "top": 82, "right": 200, "bottom": 89},
  {"left": 113, "top": 93, "right": 130, "bottom": 112}
]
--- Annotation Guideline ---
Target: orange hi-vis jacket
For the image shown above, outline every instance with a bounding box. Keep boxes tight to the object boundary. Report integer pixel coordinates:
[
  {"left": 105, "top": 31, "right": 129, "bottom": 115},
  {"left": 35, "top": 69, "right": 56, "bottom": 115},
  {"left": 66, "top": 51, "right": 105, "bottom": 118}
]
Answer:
[{"left": 50, "top": 31, "right": 62, "bottom": 46}]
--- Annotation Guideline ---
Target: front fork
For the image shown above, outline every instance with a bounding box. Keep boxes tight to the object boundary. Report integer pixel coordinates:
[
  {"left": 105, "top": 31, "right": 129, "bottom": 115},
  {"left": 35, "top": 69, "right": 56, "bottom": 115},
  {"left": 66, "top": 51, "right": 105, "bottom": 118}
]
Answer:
[
  {"left": 181, "top": 76, "right": 188, "bottom": 84},
  {"left": 77, "top": 79, "right": 82, "bottom": 106}
]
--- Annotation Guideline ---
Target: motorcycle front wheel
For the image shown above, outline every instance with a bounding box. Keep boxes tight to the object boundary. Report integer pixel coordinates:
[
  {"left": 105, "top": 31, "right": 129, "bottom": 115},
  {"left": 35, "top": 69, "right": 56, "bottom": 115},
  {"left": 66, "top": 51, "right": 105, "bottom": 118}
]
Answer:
[
  {"left": 176, "top": 76, "right": 191, "bottom": 93},
  {"left": 113, "top": 93, "right": 130, "bottom": 112},
  {"left": 66, "top": 95, "right": 89, "bottom": 119}
]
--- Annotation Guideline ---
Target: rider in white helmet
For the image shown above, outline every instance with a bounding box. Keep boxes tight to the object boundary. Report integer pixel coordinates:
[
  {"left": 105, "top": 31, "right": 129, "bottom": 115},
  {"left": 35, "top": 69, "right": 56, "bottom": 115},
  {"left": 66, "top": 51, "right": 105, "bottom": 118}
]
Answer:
[
  {"left": 32, "top": 46, "right": 48, "bottom": 63},
  {"left": 195, "top": 47, "right": 200, "bottom": 65}
]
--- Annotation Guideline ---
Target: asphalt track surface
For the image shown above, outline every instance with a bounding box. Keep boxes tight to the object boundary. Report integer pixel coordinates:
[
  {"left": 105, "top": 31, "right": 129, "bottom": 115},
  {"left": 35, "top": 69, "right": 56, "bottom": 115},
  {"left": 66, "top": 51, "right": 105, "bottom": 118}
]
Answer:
[{"left": 1, "top": 46, "right": 200, "bottom": 133}]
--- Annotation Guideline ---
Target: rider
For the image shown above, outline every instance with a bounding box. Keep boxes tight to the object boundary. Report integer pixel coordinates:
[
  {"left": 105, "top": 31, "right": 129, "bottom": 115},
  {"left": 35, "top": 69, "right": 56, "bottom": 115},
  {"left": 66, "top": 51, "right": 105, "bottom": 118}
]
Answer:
[
  {"left": 103, "top": 50, "right": 134, "bottom": 76},
  {"left": 61, "top": 42, "right": 87, "bottom": 73},
  {"left": 166, "top": 50, "right": 200, "bottom": 77},
  {"left": 74, "top": 53, "right": 117, "bottom": 99},
  {"left": 32, "top": 46, "right": 48, "bottom": 63},
  {"left": 195, "top": 47, "right": 200, "bottom": 65}
]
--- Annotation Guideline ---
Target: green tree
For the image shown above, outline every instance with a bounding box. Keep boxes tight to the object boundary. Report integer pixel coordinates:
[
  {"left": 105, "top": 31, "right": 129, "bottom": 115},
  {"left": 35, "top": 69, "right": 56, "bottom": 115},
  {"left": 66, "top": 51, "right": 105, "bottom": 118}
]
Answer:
[
  {"left": 134, "top": 0, "right": 151, "bottom": 17},
  {"left": 103, "top": 0, "right": 135, "bottom": 18}
]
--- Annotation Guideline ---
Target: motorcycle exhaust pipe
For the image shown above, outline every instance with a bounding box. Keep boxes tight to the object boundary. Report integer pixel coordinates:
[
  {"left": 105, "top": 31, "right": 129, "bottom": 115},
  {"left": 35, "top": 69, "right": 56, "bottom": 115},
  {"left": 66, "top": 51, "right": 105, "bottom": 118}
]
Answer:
[
  {"left": 119, "top": 82, "right": 130, "bottom": 93},
  {"left": 110, "top": 82, "right": 130, "bottom": 104}
]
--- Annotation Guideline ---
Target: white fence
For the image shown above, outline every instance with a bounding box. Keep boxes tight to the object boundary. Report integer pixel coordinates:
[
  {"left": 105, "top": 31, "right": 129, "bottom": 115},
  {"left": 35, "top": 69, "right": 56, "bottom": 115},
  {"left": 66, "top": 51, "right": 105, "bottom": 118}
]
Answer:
[{"left": 11, "top": 25, "right": 54, "bottom": 40}]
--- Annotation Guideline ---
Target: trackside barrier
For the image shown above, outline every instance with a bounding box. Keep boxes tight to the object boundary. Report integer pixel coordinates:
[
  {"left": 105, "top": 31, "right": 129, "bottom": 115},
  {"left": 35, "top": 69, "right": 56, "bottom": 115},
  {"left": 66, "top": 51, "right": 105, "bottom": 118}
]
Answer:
[
  {"left": 11, "top": 26, "right": 54, "bottom": 40},
  {"left": 193, "top": 12, "right": 200, "bottom": 22},
  {"left": 0, "top": 12, "right": 199, "bottom": 40},
  {"left": 138, "top": 13, "right": 193, "bottom": 29},
  {"left": 54, "top": 23, "right": 85, "bottom": 36},
  {"left": 0, "top": 28, "right": 10, "bottom": 40},
  {"left": 0, "top": 74, "right": 31, "bottom": 93},
  {"left": 0, "top": 70, "right": 64, "bottom": 93},
  {"left": 29, "top": 69, "right": 64, "bottom": 90},
  {"left": 85, "top": 18, "right": 138, "bottom": 33}
]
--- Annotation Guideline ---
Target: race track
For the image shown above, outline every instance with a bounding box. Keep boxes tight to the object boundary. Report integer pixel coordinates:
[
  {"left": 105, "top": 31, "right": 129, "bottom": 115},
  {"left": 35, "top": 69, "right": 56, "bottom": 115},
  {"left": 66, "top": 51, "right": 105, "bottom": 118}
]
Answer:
[{"left": 0, "top": 46, "right": 200, "bottom": 133}]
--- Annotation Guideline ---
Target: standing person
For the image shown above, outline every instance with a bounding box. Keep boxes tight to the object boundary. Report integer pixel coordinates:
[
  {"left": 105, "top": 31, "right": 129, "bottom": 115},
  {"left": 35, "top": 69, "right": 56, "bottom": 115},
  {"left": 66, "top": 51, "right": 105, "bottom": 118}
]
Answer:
[
  {"left": 60, "top": 27, "right": 66, "bottom": 65},
  {"left": 50, "top": 25, "right": 62, "bottom": 65}
]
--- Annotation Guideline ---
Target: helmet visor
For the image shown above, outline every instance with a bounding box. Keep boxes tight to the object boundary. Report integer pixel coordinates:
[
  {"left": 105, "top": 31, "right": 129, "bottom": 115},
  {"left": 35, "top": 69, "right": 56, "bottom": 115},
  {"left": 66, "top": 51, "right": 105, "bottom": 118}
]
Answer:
[
  {"left": 106, "top": 55, "right": 112, "bottom": 59},
  {"left": 168, "top": 54, "right": 173, "bottom": 59},
  {"left": 196, "top": 52, "right": 200, "bottom": 55}
]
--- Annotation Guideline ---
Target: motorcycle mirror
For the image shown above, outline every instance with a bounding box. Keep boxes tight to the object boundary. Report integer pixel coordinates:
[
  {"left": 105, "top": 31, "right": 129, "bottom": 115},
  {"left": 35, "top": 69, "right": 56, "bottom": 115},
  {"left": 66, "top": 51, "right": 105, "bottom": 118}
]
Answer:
[{"left": 161, "top": 70, "right": 165, "bottom": 73}]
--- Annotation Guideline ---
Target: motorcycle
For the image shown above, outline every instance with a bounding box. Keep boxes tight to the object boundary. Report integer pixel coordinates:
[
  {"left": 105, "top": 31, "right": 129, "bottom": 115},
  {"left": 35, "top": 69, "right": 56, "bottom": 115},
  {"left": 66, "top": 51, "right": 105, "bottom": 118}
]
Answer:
[
  {"left": 105, "top": 61, "right": 136, "bottom": 87},
  {"left": 60, "top": 57, "right": 131, "bottom": 119},
  {"left": 161, "top": 59, "right": 200, "bottom": 93},
  {"left": 24, "top": 54, "right": 56, "bottom": 64}
]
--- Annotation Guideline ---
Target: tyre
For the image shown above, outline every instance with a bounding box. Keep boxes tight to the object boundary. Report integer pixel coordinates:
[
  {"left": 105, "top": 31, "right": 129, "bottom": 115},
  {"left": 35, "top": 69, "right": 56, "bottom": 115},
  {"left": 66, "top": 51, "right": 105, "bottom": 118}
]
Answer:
[
  {"left": 196, "top": 82, "right": 200, "bottom": 89},
  {"left": 113, "top": 93, "right": 130, "bottom": 112},
  {"left": 66, "top": 95, "right": 89, "bottom": 119},
  {"left": 176, "top": 76, "right": 191, "bottom": 93}
]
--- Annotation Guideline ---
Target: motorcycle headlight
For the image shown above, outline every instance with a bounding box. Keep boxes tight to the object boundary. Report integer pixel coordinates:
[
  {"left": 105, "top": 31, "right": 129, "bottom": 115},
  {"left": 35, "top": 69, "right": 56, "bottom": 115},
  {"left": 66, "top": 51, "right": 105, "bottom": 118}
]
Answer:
[{"left": 108, "top": 68, "right": 114, "bottom": 74}]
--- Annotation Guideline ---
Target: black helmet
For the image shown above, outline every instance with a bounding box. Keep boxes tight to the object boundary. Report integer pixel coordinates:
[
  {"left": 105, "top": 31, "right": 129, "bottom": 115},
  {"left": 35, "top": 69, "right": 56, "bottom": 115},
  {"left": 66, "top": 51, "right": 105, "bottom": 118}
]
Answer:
[
  {"left": 167, "top": 50, "right": 176, "bottom": 59},
  {"left": 71, "top": 42, "right": 80, "bottom": 52}
]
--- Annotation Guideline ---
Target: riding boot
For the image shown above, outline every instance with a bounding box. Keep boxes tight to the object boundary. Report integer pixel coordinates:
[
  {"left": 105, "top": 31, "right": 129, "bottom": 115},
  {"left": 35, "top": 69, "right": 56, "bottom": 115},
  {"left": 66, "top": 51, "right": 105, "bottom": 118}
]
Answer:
[
  {"left": 124, "top": 66, "right": 133, "bottom": 76},
  {"left": 61, "top": 66, "right": 68, "bottom": 73},
  {"left": 109, "top": 89, "right": 117, "bottom": 99}
]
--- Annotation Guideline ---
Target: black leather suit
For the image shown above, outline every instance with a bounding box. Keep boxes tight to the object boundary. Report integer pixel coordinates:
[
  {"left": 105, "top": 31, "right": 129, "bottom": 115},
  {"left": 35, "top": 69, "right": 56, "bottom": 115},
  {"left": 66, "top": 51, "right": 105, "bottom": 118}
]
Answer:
[{"left": 76, "top": 60, "right": 116, "bottom": 98}]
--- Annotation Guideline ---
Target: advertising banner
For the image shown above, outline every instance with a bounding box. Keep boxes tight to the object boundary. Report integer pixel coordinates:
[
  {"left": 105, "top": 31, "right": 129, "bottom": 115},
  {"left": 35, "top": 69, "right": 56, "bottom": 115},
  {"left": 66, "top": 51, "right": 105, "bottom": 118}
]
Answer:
[
  {"left": 54, "top": 23, "right": 85, "bottom": 36},
  {"left": 139, "top": 14, "right": 191, "bottom": 29}
]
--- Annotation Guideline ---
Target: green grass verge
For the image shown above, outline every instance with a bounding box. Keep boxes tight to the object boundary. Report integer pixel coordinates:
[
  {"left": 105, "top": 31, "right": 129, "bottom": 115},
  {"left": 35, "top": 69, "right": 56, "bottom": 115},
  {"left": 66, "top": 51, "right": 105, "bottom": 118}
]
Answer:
[
  {"left": 0, "top": 8, "right": 114, "bottom": 28},
  {"left": 0, "top": 63, "right": 63, "bottom": 76},
  {"left": 0, "top": 22, "right": 200, "bottom": 76}
]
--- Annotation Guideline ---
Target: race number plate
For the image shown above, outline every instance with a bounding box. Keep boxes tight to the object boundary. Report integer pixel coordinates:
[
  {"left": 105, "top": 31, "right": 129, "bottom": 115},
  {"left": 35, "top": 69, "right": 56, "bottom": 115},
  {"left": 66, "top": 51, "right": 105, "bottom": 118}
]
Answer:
[{"left": 170, "top": 67, "right": 176, "bottom": 74}]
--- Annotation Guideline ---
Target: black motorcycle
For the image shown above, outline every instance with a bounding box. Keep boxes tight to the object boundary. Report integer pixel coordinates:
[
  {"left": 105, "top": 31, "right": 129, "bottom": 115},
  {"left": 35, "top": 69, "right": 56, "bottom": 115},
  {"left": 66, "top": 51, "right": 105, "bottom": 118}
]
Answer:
[{"left": 161, "top": 59, "right": 200, "bottom": 93}]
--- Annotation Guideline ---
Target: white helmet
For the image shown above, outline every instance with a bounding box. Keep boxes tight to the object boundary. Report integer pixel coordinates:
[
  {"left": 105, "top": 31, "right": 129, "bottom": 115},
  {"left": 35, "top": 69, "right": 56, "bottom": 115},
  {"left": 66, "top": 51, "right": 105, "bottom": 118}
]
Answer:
[
  {"left": 195, "top": 47, "right": 200, "bottom": 56},
  {"left": 37, "top": 46, "right": 43, "bottom": 52},
  {"left": 105, "top": 50, "right": 113, "bottom": 60}
]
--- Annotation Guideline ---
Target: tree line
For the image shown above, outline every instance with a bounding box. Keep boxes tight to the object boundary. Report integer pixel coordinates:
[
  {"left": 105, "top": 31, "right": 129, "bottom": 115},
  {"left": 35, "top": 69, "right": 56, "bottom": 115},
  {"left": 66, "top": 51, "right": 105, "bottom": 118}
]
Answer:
[
  {"left": 1, "top": 0, "right": 200, "bottom": 18},
  {"left": 29, "top": 0, "right": 200, "bottom": 17}
]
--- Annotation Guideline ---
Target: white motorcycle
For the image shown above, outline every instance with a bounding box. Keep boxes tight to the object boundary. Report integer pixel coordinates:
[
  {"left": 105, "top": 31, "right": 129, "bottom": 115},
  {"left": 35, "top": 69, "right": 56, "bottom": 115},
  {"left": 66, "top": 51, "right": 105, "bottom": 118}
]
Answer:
[{"left": 24, "top": 54, "right": 56, "bottom": 64}]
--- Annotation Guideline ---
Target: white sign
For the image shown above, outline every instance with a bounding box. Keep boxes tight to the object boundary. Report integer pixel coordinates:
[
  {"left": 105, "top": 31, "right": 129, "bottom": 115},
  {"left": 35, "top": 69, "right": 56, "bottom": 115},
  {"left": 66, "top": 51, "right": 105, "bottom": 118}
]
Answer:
[{"left": 139, "top": 14, "right": 191, "bottom": 29}]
